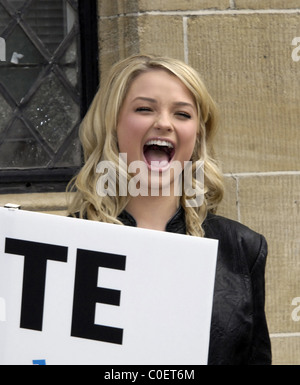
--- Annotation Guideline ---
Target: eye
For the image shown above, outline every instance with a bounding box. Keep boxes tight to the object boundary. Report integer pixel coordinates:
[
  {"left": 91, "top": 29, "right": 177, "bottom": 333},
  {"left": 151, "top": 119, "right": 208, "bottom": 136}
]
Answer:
[
  {"left": 135, "top": 107, "right": 153, "bottom": 113},
  {"left": 176, "top": 112, "right": 192, "bottom": 120}
]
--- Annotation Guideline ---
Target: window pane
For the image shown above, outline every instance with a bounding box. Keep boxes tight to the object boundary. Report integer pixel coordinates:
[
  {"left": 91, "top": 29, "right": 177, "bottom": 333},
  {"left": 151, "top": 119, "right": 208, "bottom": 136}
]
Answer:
[
  {"left": 24, "top": 72, "right": 80, "bottom": 153},
  {"left": 0, "top": 93, "right": 13, "bottom": 134},
  {"left": 5, "top": 24, "right": 45, "bottom": 64},
  {"left": 0, "top": 118, "right": 50, "bottom": 168},
  {"left": 0, "top": 65, "right": 41, "bottom": 102},
  {"left": 0, "top": 4, "right": 11, "bottom": 34},
  {"left": 60, "top": 38, "right": 79, "bottom": 88},
  {"left": 24, "top": 0, "right": 76, "bottom": 53},
  {"left": 9, "top": 0, "right": 27, "bottom": 10}
]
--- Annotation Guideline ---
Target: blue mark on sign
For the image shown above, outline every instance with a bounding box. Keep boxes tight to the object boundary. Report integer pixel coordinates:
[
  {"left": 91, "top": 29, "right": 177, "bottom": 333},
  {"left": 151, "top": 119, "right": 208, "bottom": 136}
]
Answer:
[{"left": 33, "top": 360, "right": 46, "bottom": 365}]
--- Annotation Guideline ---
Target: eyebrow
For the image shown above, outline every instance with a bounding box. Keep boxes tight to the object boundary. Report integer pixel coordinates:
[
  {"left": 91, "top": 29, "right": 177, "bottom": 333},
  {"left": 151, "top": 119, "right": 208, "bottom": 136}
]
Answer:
[
  {"left": 132, "top": 97, "right": 157, "bottom": 104},
  {"left": 132, "top": 97, "right": 195, "bottom": 109},
  {"left": 173, "top": 101, "right": 195, "bottom": 108}
]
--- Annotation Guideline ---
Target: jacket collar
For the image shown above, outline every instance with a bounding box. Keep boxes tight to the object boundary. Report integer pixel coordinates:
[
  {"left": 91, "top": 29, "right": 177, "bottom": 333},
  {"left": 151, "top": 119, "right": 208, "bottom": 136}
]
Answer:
[{"left": 118, "top": 206, "right": 187, "bottom": 234}]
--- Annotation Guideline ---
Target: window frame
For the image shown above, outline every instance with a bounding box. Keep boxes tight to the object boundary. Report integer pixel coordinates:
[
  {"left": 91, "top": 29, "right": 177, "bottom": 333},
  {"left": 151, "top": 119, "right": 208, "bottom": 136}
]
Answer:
[{"left": 0, "top": 0, "right": 99, "bottom": 194}]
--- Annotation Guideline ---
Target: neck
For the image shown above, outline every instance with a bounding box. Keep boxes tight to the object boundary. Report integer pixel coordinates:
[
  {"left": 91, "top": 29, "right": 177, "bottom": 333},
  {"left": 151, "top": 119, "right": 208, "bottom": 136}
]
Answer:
[{"left": 125, "top": 195, "right": 180, "bottom": 231}]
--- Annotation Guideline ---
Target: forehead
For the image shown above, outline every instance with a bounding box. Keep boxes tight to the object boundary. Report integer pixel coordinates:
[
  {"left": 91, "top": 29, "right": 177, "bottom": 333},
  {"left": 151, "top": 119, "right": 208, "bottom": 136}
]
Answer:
[{"left": 126, "top": 69, "right": 195, "bottom": 103}]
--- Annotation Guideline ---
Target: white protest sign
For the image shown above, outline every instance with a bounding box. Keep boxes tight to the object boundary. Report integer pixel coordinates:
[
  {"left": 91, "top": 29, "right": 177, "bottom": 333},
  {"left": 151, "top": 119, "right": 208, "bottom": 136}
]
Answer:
[{"left": 0, "top": 207, "right": 218, "bottom": 365}]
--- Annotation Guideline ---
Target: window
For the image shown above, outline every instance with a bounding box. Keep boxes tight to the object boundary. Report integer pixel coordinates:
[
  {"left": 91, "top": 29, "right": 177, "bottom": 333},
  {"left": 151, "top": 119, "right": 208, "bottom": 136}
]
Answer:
[{"left": 0, "top": 0, "right": 98, "bottom": 193}]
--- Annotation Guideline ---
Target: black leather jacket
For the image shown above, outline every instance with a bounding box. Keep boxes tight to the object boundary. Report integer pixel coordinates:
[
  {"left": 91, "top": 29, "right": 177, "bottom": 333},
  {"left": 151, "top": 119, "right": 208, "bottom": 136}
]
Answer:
[{"left": 118, "top": 207, "right": 272, "bottom": 365}]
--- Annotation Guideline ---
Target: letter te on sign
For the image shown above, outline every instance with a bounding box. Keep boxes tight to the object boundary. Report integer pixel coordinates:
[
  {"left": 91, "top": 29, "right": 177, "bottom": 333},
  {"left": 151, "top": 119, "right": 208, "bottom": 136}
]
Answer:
[
  {"left": 71, "top": 249, "right": 126, "bottom": 345},
  {"left": 4, "top": 238, "right": 68, "bottom": 332}
]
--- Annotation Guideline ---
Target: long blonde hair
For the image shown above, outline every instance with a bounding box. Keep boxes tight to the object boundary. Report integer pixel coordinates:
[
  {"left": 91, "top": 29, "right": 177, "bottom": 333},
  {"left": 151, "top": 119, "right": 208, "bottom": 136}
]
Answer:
[{"left": 68, "top": 54, "right": 224, "bottom": 237}]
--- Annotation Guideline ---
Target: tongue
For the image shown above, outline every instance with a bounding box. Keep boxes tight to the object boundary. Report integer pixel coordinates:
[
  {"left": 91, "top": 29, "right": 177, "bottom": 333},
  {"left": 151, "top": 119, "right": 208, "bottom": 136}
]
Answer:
[{"left": 144, "top": 148, "right": 170, "bottom": 168}]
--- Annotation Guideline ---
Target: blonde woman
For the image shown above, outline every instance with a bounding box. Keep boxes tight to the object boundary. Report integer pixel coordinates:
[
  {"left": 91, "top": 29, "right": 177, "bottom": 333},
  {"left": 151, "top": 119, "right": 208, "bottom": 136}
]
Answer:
[{"left": 68, "top": 54, "right": 271, "bottom": 365}]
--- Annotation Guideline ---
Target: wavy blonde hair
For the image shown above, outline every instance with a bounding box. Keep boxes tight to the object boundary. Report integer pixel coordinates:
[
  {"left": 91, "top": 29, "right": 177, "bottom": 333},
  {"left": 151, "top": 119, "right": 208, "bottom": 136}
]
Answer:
[{"left": 67, "top": 54, "right": 224, "bottom": 237}]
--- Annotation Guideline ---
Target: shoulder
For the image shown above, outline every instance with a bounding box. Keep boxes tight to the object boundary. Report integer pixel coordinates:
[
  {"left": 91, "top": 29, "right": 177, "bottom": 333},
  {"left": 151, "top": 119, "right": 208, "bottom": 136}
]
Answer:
[{"left": 203, "top": 212, "right": 268, "bottom": 273}]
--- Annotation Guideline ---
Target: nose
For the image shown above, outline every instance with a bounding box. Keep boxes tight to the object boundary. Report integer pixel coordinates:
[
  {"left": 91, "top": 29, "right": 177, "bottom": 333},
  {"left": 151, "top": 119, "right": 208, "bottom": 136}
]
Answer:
[{"left": 154, "top": 112, "right": 174, "bottom": 133}]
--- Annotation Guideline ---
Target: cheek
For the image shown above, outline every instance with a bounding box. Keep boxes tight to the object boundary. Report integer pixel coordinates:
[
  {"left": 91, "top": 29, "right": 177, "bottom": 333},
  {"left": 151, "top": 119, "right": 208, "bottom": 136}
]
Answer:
[
  {"left": 178, "top": 125, "right": 198, "bottom": 159},
  {"left": 117, "top": 115, "right": 146, "bottom": 156}
]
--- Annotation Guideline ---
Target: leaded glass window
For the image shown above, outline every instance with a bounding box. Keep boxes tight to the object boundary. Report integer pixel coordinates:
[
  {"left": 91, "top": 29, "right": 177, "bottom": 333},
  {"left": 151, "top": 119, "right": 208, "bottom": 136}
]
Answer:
[{"left": 0, "top": 0, "right": 98, "bottom": 192}]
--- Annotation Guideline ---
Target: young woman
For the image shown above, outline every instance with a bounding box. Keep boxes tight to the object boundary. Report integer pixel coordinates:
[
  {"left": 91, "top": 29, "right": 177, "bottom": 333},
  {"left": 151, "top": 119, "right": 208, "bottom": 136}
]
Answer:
[{"left": 68, "top": 54, "right": 272, "bottom": 365}]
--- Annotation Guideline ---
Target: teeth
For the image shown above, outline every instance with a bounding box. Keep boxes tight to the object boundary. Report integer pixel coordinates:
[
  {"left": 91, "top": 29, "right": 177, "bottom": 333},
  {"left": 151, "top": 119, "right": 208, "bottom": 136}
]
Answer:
[{"left": 145, "top": 139, "right": 174, "bottom": 149}]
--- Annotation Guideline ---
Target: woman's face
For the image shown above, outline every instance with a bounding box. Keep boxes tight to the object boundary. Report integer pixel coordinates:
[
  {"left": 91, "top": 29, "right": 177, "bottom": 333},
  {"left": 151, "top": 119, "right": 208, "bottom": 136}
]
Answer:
[{"left": 117, "top": 69, "right": 198, "bottom": 190}]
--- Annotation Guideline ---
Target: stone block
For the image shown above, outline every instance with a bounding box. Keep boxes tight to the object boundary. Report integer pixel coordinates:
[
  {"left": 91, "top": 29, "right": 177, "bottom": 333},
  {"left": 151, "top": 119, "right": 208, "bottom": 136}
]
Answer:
[
  {"left": 188, "top": 14, "right": 300, "bottom": 173},
  {"left": 235, "top": 0, "right": 300, "bottom": 9},
  {"left": 217, "top": 175, "right": 239, "bottom": 221},
  {"left": 0, "top": 192, "right": 68, "bottom": 212},
  {"left": 138, "top": 15, "right": 185, "bottom": 60},
  {"left": 98, "top": 17, "right": 140, "bottom": 83},
  {"left": 271, "top": 336, "right": 300, "bottom": 365},
  {"left": 138, "top": 0, "right": 229, "bottom": 12},
  {"left": 98, "top": 0, "right": 139, "bottom": 17},
  {"left": 238, "top": 175, "right": 300, "bottom": 334}
]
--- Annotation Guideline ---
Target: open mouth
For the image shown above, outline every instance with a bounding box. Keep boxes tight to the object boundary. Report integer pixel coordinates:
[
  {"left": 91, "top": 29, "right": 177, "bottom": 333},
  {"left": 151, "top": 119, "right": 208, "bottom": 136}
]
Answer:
[{"left": 143, "top": 139, "right": 175, "bottom": 170}]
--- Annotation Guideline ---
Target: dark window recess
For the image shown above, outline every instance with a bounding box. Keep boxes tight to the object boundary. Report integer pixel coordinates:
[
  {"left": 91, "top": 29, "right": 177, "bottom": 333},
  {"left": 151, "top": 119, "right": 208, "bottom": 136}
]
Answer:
[{"left": 0, "top": 0, "right": 99, "bottom": 193}]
